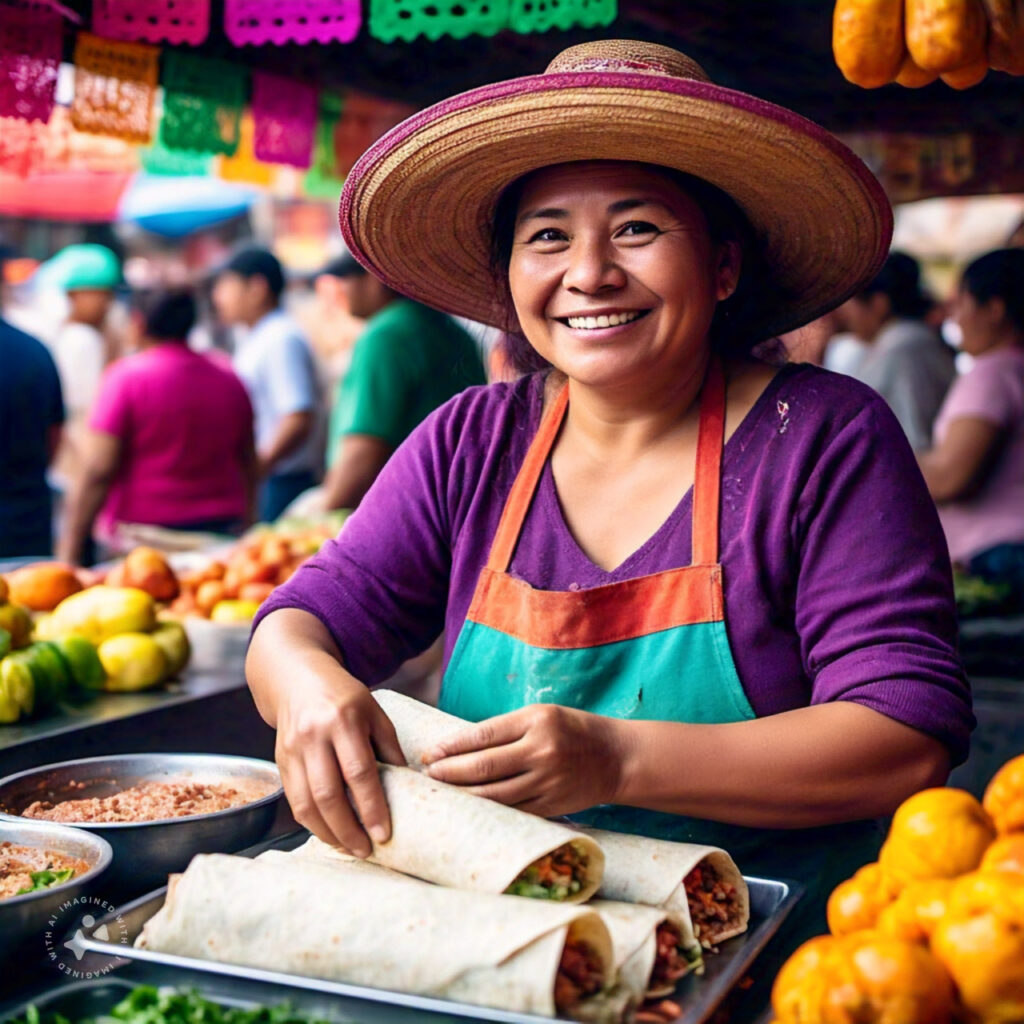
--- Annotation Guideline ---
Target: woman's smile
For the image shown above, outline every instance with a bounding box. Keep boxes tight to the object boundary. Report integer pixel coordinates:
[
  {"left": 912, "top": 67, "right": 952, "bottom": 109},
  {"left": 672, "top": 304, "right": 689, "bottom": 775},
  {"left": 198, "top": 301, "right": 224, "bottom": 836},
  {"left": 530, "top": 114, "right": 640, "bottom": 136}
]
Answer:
[{"left": 556, "top": 308, "right": 652, "bottom": 333}]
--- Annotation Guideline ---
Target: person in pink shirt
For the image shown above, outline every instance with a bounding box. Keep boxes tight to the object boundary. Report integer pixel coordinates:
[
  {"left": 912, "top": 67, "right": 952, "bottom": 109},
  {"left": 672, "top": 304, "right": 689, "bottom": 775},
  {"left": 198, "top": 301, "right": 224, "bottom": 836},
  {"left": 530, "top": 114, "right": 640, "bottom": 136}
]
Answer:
[
  {"left": 58, "top": 290, "right": 257, "bottom": 564},
  {"left": 919, "top": 249, "right": 1024, "bottom": 607}
]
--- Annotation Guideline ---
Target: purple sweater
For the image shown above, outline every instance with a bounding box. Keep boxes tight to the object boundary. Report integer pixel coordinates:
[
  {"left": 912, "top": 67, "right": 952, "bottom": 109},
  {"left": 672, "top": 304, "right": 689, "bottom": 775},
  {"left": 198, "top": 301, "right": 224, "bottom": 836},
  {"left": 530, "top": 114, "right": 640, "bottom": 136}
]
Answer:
[{"left": 259, "top": 363, "right": 974, "bottom": 764}]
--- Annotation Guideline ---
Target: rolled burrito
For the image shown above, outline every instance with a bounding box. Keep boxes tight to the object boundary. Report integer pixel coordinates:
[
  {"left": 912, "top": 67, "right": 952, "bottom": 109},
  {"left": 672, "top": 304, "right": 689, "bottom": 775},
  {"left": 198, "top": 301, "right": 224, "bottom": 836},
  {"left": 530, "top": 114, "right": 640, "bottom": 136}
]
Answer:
[
  {"left": 138, "top": 853, "right": 620, "bottom": 1021},
  {"left": 267, "top": 840, "right": 700, "bottom": 1002},
  {"left": 578, "top": 828, "right": 749, "bottom": 948},
  {"left": 360, "top": 762, "right": 603, "bottom": 901},
  {"left": 372, "top": 691, "right": 748, "bottom": 945},
  {"left": 588, "top": 900, "right": 702, "bottom": 1000}
]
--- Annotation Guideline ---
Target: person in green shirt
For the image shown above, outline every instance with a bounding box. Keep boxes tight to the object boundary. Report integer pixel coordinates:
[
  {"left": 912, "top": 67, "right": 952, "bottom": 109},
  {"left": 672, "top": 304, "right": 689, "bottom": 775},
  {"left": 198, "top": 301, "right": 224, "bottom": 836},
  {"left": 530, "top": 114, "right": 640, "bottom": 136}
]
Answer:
[{"left": 321, "top": 252, "right": 487, "bottom": 510}]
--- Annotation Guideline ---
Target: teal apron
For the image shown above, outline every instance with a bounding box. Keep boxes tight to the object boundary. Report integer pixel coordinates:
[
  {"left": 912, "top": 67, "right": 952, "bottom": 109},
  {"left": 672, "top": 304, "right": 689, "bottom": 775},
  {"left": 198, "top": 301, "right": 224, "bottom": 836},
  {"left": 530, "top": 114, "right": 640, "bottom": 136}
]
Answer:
[{"left": 440, "top": 361, "right": 882, "bottom": 1000}]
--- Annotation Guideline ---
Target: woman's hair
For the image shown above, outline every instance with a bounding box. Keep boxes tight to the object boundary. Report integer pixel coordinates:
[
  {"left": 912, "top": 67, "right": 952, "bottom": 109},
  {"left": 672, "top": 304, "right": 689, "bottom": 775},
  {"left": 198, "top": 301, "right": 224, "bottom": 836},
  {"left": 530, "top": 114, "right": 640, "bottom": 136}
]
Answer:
[
  {"left": 133, "top": 289, "right": 197, "bottom": 341},
  {"left": 856, "top": 251, "right": 932, "bottom": 319},
  {"left": 489, "top": 163, "right": 777, "bottom": 376},
  {"left": 961, "top": 248, "right": 1024, "bottom": 335}
]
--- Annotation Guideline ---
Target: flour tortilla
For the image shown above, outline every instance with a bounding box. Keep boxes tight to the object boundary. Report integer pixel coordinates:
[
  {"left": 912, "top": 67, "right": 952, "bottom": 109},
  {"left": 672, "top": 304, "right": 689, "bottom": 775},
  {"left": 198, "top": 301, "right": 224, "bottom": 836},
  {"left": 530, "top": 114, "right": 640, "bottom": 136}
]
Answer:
[
  {"left": 578, "top": 827, "right": 749, "bottom": 947},
  {"left": 372, "top": 692, "right": 747, "bottom": 945},
  {"left": 366, "top": 763, "right": 602, "bottom": 901},
  {"left": 588, "top": 899, "right": 700, "bottom": 1000},
  {"left": 264, "top": 843, "right": 688, "bottom": 1003},
  {"left": 373, "top": 688, "right": 465, "bottom": 766},
  {"left": 138, "top": 853, "right": 618, "bottom": 1020}
]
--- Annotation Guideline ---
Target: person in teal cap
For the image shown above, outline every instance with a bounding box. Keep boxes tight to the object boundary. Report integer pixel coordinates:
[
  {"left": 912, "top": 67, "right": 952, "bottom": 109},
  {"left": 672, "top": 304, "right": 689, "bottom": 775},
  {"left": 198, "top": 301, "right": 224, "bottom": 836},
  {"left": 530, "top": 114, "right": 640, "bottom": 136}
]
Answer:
[{"left": 48, "top": 244, "right": 121, "bottom": 488}]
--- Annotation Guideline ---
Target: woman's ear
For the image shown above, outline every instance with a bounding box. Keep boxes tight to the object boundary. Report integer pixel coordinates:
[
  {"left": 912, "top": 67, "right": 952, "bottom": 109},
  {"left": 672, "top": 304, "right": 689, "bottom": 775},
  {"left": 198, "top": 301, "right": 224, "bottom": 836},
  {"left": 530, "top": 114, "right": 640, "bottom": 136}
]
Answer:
[{"left": 715, "top": 240, "right": 742, "bottom": 301}]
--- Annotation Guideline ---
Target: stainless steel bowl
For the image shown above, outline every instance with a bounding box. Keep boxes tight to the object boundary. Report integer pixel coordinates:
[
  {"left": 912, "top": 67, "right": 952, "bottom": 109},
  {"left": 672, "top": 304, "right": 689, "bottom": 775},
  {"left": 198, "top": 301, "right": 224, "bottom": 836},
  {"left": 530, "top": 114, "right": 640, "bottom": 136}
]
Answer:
[
  {"left": 0, "top": 819, "right": 112, "bottom": 964},
  {"left": 0, "top": 753, "right": 282, "bottom": 895}
]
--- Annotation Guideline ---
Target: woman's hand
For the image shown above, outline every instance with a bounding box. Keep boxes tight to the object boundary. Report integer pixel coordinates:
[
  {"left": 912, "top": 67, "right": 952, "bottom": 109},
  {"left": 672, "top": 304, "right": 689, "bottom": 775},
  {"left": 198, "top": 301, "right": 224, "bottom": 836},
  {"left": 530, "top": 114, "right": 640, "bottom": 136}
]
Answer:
[
  {"left": 420, "top": 703, "right": 629, "bottom": 817},
  {"left": 247, "top": 609, "right": 405, "bottom": 858}
]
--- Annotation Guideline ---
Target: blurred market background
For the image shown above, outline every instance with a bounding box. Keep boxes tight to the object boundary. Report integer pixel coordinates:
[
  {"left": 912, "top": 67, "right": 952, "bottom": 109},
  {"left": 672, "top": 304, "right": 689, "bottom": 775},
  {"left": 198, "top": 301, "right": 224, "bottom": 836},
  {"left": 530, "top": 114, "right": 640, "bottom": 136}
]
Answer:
[{"left": 1, "top": 0, "right": 1023, "bottom": 794}]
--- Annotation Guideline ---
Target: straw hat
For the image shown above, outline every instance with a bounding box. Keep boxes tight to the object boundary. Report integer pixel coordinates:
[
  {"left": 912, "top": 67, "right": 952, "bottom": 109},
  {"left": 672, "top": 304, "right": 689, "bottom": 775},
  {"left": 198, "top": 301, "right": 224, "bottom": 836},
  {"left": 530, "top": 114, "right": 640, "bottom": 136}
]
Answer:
[{"left": 340, "top": 40, "right": 892, "bottom": 339}]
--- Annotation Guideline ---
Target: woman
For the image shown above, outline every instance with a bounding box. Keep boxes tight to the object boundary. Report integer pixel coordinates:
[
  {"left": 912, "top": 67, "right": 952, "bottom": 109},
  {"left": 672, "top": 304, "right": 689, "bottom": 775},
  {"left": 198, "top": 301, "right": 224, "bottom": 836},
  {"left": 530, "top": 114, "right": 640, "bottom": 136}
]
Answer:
[
  {"left": 919, "top": 249, "right": 1024, "bottom": 608},
  {"left": 837, "top": 251, "right": 956, "bottom": 451},
  {"left": 58, "top": 290, "right": 258, "bottom": 564},
  {"left": 248, "top": 41, "right": 971, "bottom": 963}
]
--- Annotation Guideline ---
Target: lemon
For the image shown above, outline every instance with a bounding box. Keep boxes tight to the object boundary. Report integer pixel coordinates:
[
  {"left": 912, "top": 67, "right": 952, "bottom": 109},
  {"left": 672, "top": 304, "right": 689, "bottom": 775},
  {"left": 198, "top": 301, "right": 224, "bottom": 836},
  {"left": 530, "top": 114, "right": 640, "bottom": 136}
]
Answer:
[
  {"left": 97, "top": 632, "right": 168, "bottom": 692},
  {"left": 210, "top": 599, "right": 260, "bottom": 624}
]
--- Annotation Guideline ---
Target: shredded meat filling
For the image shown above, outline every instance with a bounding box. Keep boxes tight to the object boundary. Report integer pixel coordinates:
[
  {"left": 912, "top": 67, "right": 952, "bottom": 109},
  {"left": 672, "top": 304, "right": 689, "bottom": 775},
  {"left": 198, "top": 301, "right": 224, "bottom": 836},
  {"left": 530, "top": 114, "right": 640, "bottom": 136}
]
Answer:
[
  {"left": 554, "top": 937, "right": 605, "bottom": 1012},
  {"left": 23, "top": 779, "right": 270, "bottom": 823},
  {"left": 683, "top": 862, "right": 737, "bottom": 945},
  {"left": 649, "top": 920, "right": 692, "bottom": 991}
]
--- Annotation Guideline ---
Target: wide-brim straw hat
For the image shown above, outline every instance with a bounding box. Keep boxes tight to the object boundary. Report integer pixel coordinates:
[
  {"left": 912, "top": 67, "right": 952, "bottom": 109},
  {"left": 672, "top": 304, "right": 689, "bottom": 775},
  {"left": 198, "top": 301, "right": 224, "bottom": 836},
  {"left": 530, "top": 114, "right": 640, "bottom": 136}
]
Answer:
[{"left": 340, "top": 40, "right": 892, "bottom": 339}]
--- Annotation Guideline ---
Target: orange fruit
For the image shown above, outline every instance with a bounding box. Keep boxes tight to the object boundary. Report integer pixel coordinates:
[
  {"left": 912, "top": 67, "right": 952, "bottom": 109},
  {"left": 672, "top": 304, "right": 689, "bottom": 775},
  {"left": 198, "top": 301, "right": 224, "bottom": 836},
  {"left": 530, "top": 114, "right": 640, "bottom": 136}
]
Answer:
[
  {"left": 984, "top": 753, "right": 1024, "bottom": 835},
  {"left": 880, "top": 788, "right": 996, "bottom": 885},
  {"left": 827, "top": 862, "right": 900, "bottom": 936},
  {"left": 876, "top": 878, "right": 953, "bottom": 944},
  {"left": 6, "top": 562, "right": 83, "bottom": 611},
  {"left": 981, "top": 833, "right": 1024, "bottom": 875}
]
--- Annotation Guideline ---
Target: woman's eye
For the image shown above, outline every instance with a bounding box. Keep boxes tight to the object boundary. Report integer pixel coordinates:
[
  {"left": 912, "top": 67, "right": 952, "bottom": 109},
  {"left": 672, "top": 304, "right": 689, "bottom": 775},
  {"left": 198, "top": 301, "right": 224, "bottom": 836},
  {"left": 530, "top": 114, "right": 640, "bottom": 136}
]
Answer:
[
  {"left": 526, "top": 227, "right": 567, "bottom": 243},
  {"left": 617, "top": 220, "right": 659, "bottom": 238}
]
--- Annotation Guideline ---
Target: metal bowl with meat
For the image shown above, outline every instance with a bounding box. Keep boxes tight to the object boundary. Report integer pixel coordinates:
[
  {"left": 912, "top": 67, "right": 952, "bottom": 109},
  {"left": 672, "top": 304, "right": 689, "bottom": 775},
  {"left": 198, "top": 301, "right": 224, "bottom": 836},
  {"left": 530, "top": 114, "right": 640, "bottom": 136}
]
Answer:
[
  {"left": 0, "top": 753, "right": 283, "bottom": 894},
  {"left": 0, "top": 819, "right": 112, "bottom": 964}
]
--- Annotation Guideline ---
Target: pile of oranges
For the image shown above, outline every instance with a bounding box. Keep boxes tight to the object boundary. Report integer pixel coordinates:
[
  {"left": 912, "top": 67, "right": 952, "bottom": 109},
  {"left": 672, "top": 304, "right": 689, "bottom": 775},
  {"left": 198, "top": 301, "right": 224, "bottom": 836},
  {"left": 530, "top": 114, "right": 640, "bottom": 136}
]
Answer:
[
  {"left": 168, "top": 528, "right": 331, "bottom": 620},
  {"left": 771, "top": 753, "right": 1024, "bottom": 1023}
]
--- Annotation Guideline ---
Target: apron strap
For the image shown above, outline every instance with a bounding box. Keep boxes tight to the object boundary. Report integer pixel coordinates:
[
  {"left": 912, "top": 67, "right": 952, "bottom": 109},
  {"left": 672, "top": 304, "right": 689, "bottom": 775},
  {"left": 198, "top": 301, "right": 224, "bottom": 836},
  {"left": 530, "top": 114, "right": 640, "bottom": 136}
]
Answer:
[
  {"left": 692, "top": 357, "right": 725, "bottom": 566},
  {"left": 486, "top": 383, "right": 569, "bottom": 572},
  {"left": 486, "top": 359, "right": 726, "bottom": 573}
]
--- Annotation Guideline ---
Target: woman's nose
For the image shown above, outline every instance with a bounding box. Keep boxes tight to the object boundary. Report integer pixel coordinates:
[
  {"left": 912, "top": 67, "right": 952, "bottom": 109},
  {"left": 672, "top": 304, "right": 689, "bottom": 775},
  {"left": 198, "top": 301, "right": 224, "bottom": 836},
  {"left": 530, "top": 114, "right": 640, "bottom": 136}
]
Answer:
[{"left": 562, "top": 239, "right": 626, "bottom": 294}]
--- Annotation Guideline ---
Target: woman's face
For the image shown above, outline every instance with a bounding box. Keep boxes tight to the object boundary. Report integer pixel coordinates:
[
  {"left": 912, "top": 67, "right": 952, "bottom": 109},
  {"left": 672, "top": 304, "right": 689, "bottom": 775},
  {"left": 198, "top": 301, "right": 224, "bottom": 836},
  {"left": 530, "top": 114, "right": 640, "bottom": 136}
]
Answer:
[
  {"left": 953, "top": 286, "right": 999, "bottom": 356},
  {"left": 507, "top": 162, "right": 739, "bottom": 391}
]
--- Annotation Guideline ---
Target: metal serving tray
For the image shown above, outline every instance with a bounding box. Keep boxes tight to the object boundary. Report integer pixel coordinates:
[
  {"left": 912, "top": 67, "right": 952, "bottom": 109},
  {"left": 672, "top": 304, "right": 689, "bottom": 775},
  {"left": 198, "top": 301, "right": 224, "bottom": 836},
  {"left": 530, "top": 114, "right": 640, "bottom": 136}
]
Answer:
[{"left": 75, "top": 833, "right": 801, "bottom": 1024}]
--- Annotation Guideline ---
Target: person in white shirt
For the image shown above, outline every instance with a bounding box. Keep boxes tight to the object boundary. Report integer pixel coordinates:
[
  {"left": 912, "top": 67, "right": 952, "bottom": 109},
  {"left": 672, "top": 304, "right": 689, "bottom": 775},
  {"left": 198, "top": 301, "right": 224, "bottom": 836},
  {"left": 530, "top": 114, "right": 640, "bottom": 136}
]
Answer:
[
  {"left": 47, "top": 244, "right": 120, "bottom": 488},
  {"left": 212, "top": 248, "right": 321, "bottom": 521}
]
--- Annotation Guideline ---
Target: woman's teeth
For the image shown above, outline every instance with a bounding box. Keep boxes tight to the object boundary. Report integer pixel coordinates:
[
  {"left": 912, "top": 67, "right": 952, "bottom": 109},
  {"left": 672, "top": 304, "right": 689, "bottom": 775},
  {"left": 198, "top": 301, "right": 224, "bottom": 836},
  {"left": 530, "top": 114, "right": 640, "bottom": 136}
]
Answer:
[{"left": 566, "top": 311, "right": 642, "bottom": 330}]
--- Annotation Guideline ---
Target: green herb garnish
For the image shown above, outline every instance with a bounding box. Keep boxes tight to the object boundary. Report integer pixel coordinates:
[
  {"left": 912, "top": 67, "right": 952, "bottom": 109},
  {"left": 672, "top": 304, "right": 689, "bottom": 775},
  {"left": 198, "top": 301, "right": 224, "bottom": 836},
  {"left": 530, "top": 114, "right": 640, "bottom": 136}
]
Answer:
[{"left": 16, "top": 868, "right": 75, "bottom": 895}]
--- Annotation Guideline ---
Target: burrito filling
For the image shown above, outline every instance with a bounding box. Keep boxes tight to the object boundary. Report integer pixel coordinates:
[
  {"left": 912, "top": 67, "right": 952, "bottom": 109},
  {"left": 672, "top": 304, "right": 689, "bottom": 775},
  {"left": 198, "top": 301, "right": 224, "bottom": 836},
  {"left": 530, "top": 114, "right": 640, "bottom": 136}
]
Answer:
[
  {"left": 683, "top": 861, "right": 740, "bottom": 946},
  {"left": 505, "top": 841, "right": 590, "bottom": 900},
  {"left": 649, "top": 920, "right": 701, "bottom": 991},
  {"left": 554, "top": 937, "right": 605, "bottom": 1012}
]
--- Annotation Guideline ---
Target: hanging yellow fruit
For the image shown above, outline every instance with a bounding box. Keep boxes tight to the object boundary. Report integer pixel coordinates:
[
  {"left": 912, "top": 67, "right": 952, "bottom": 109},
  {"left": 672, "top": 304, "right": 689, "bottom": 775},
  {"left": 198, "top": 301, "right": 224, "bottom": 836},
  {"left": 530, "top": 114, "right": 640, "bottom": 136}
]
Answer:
[
  {"left": 833, "top": 0, "right": 906, "bottom": 86},
  {"left": 906, "top": 0, "right": 989, "bottom": 72}
]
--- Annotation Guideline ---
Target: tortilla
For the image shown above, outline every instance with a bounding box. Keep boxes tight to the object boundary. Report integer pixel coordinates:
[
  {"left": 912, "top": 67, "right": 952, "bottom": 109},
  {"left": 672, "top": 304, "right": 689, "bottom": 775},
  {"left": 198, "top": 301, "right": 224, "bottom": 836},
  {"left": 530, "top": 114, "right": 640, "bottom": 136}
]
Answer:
[
  {"left": 138, "top": 852, "right": 620, "bottom": 1020},
  {"left": 577, "top": 827, "right": 749, "bottom": 947},
  {"left": 362, "top": 763, "right": 603, "bottom": 901},
  {"left": 373, "top": 688, "right": 465, "bottom": 766},
  {"left": 371, "top": 691, "right": 748, "bottom": 945},
  {"left": 587, "top": 899, "right": 701, "bottom": 1000},
  {"left": 270, "top": 840, "right": 699, "bottom": 1001}
]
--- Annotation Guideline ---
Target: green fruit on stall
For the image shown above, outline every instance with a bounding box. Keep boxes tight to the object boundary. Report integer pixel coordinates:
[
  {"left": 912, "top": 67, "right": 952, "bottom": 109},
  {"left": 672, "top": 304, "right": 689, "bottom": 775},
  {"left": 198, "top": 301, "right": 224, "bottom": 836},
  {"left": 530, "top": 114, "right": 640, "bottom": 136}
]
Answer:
[
  {"left": 0, "top": 627, "right": 10, "bottom": 660},
  {"left": 96, "top": 632, "right": 168, "bottom": 692},
  {"left": 51, "top": 636, "right": 107, "bottom": 691},
  {"left": 5, "top": 643, "right": 70, "bottom": 709},
  {"left": 0, "top": 603, "right": 33, "bottom": 649},
  {"left": 0, "top": 655, "right": 35, "bottom": 718},
  {"left": 49, "top": 586, "right": 157, "bottom": 644},
  {"left": 150, "top": 621, "right": 191, "bottom": 678}
]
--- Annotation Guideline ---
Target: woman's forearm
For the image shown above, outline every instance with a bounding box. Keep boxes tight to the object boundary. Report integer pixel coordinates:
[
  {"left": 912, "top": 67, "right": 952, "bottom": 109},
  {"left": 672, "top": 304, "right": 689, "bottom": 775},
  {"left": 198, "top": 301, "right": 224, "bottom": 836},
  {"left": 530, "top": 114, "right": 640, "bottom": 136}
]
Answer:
[
  {"left": 246, "top": 607, "right": 350, "bottom": 727},
  {"left": 612, "top": 701, "right": 950, "bottom": 828}
]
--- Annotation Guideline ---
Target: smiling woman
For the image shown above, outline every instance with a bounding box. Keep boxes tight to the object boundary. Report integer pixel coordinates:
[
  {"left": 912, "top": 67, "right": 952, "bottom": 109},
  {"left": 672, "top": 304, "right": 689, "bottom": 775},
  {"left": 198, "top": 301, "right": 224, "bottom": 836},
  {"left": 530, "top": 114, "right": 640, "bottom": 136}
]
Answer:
[{"left": 245, "top": 39, "right": 974, "bottom": 1003}]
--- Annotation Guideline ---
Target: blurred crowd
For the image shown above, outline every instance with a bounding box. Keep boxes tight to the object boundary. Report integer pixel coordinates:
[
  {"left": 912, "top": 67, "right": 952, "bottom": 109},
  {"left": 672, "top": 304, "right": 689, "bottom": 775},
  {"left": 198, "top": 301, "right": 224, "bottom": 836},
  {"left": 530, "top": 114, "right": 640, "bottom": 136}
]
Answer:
[
  {"left": 0, "top": 242, "right": 488, "bottom": 566},
  {"left": 1, "top": 228, "right": 1023, "bottom": 611}
]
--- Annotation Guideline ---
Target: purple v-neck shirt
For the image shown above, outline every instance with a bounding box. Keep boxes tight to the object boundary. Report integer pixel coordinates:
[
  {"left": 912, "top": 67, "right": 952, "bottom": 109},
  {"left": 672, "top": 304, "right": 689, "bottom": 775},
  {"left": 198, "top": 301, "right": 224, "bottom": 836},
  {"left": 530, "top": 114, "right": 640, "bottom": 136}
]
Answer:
[{"left": 258, "top": 363, "right": 973, "bottom": 764}]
